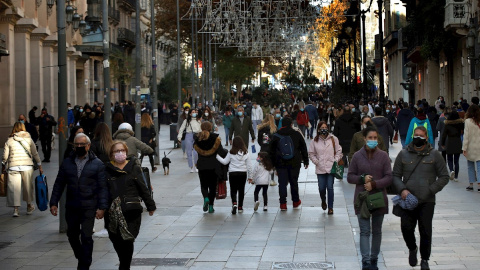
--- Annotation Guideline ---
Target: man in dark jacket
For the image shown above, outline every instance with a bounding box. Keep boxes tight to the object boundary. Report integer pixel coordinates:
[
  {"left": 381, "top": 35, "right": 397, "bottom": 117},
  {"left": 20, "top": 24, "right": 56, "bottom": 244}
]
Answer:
[
  {"left": 268, "top": 117, "right": 309, "bottom": 211},
  {"left": 50, "top": 133, "right": 108, "bottom": 270},
  {"left": 396, "top": 102, "right": 415, "bottom": 148},
  {"left": 333, "top": 106, "right": 361, "bottom": 166},
  {"left": 29, "top": 106, "right": 38, "bottom": 126},
  {"left": 124, "top": 101, "right": 136, "bottom": 131},
  {"left": 37, "top": 108, "right": 57, "bottom": 162},
  {"left": 229, "top": 106, "right": 255, "bottom": 146},
  {"left": 392, "top": 126, "right": 449, "bottom": 270},
  {"left": 371, "top": 106, "right": 394, "bottom": 153},
  {"left": 304, "top": 101, "right": 318, "bottom": 139}
]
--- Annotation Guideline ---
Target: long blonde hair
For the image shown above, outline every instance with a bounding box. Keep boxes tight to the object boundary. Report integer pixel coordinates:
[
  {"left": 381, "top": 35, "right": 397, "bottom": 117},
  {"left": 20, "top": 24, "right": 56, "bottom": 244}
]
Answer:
[
  {"left": 141, "top": 113, "right": 154, "bottom": 128},
  {"left": 10, "top": 122, "right": 26, "bottom": 137},
  {"left": 197, "top": 121, "right": 213, "bottom": 141},
  {"left": 257, "top": 114, "right": 277, "bottom": 133}
]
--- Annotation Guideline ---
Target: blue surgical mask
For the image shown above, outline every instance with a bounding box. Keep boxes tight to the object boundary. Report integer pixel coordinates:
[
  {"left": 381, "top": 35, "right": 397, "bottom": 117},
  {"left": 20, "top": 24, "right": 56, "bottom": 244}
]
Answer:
[
  {"left": 366, "top": 140, "right": 378, "bottom": 149},
  {"left": 300, "top": 108, "right": 304, "bottom": 112},
  {"left": 386, "top": 110, "right": 390, "bottom": 113},
  {"left": 79, "top": 109, "right": 83, "bottom": 113},
  {"left": 256, "top": 157, "right": 261, "bottom": 163},
  {"left": 352, "top": 108, "right": 356, "bottom": 112},
  {"left": 238, "top": 111, "right": 243, "bottom": 116},
  {"left": 192, "top": 113, "right": 197, "bottom": 118},
  {"left": 275, "top": 113, "right": 281, "bottom": 118},
  {"left": 19, "top": 120, "right": 24, "bottom": 124}
]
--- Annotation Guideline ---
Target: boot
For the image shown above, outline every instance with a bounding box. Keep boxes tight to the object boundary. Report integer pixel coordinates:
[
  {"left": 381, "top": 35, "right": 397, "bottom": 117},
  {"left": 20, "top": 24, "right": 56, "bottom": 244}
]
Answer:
[
  {"left": 208, "top": 205, "right": 215, "bottom": 213},
  {"left": 203, "top": 198, "right": 209, "bottom": 212},
  {"left": 320, "top": 193, "right": 327, "bottom": 210}
]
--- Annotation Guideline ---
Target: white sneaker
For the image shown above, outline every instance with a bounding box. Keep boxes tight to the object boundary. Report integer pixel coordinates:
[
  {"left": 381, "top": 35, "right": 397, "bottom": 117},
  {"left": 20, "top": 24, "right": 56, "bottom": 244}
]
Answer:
[
  {"left": 270, "top": 180, "right": 277, "bottom": 186},
  {"left": 190, "top": 167, "right": 194, "bottom": 173},
  {"left": 194, "top": 167, "right": 198, "bottom": 173},
  {"left": 263, "top": 205, "right": 268, "bottom": 211},
  {"left": 254, "top": 201, "right": 260, "bottom": 212},
  {"left": 454, "top": 178, "right": 459, "bottom": 182},
  {"left": 27, "top": 204, "right": 35, "bottom": 215},
  {"left": 183, "top": 153, "right": 187, "bottom": 159},
  {"left": 450, "top": 171, "right": 455, "bottom": 180},
  {"left": 13, "top": 208, "right": 19, "bottom": 217}
]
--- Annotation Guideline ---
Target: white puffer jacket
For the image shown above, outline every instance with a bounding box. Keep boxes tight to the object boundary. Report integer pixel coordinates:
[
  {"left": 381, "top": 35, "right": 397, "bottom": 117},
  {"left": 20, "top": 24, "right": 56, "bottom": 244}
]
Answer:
[
  {"left": 216, "top": 150, "right": 252, "bottom": 178},
  {"left": 251, "top": 162, "right": 273, "bottom": 185},
  {"left": 463, "top": 118, "right": 480, "bottom": 161},
  {"left": 2, "top": 131, "right": 41, "bottom": 168}
]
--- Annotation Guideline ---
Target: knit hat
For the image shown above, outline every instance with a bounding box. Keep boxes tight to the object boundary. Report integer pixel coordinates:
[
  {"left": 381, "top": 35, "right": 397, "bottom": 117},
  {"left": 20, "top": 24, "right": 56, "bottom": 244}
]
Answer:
[
  {"left": 391, "top": 193, "right": 418, "bottom": 210},
  {"left": 118, "top": 122, "right": 133, "bottom": 131}
]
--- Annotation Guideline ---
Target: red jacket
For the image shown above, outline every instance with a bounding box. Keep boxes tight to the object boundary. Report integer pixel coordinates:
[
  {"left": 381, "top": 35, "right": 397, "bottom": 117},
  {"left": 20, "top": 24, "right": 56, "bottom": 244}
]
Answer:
[{"left": 296, "top": 111, "right": 309, "bottom": 126}]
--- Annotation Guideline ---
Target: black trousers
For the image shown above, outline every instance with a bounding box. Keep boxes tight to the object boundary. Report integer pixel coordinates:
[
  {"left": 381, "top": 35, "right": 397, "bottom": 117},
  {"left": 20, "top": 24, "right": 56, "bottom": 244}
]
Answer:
[
  {"left": 277, "top": 166, "right": 300, "bottom": 204},
  {"left": 40, "top": 136, "right": 52, "bottom": 160},
  {"left": 140, "top": 153, "right": 155, "bottom": 170},
  {"left": 254, "top": 185, "right": 268, "bottom": 205},
  {"left": 65, "top": 208, "right": 96, "bottom": 270},
  {"left": 401, "top": 202, "right": 435, "bottom": 260},
  {"left": 198, "top": 169, "right": 217, "bottom": 205},
  {"left": 229, "top": 172, "right": 247, "bottom": 207},
  {"left": 109, "top": 231, "right": 134, "bottom": 270}
]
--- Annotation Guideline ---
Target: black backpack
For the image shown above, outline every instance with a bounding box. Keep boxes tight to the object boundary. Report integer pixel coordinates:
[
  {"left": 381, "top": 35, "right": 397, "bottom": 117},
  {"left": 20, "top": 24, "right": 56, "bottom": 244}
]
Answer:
[{"left": 274, "top": 133, "right": 294, "bottom": 160}]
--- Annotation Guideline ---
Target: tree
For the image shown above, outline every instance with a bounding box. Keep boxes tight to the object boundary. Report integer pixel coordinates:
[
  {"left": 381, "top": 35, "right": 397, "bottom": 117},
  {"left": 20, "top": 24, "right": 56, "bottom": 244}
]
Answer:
[{"left": 157, "top": 66, "right": 191, "bottom": 103}]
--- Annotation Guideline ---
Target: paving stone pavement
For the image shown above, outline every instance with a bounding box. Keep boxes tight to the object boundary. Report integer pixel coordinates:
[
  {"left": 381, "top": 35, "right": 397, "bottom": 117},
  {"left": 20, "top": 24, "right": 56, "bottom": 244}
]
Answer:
[{"left": 1, "top": 125, "right": 480, "bottom": 269}]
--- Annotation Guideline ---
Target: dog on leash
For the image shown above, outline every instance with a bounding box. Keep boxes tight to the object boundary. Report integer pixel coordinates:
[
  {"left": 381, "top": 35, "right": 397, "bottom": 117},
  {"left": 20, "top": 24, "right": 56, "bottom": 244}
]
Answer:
[{"left": 162, "top": 151, "right": 172, "bottom": 175}]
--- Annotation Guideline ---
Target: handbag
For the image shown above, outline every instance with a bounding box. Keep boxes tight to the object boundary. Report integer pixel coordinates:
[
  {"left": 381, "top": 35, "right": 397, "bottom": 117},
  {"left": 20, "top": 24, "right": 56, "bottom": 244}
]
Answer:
[
  {"left": 216, "top": 181, "right": 227, "bottom": 199},
  {"left": 0, "top": 172, "right": 7, "bottom": 197},
  {"left": 330, "top": 137, "right": 344, "bottom": 179},
  {"left": 366, "top": 191, "right": 386, "bottom": 211},
  {"left": 17, "top": 140, "right": 39, "bottom": 170},
  {"left": 123, "top": 196, "right": 143, "bottom": 214},
  {"left": 393, "top": 131, "right": 399, "bottom": 143}
]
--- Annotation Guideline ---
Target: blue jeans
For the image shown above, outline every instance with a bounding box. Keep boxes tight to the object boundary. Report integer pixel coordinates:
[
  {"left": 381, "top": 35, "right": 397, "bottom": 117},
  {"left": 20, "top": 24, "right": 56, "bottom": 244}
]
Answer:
[
  {"left": 308, "top": 119, "right": 316, "bottom": 138},
  {"left": 224, "top": 126, "right": 230, "bottom": 144},
  {"left": 185, "top": 133, "right": 198, "bottom": 168},
  {"left": 468, "top": 160, "right": 480, "bottom": 183},
  {"left": 447, "top": 153, "right": 460, "bottom": 178},
  {"left": 400, "top": 134, "right": 407, "bottom": 148},
  {"left": 357, "top": 214, "right": 384, "bottom": 263},
  {"left": 276, "top": 166, "right": 300, "bottom": 204},
  {"left": 317, "top": 174, "right": 334, "bottom": 208}
]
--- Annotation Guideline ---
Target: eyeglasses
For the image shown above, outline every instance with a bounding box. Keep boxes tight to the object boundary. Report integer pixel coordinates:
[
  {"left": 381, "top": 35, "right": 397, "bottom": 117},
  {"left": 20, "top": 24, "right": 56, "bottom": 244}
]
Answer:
[
  {"left": 112, "top": 149, "right": 126, "bottom": 154},
  {"left": 74, "top": 143, "right": 88, "bottom": 147}
]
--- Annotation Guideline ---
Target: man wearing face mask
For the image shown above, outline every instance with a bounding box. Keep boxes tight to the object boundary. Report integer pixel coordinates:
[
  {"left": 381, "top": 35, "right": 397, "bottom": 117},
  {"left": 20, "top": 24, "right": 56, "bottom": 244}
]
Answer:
[
  {"left": 50, "top": 133, "right": 108, "bottom": 270},
  {"left": 274, "top": 108, "right": 283, "bottom": 128},
  {"left": 392, "top": 126, "right": 449, "bottom": 270},
  {"left": 229, "top": 106, "right": 255, "bottom": 147}
]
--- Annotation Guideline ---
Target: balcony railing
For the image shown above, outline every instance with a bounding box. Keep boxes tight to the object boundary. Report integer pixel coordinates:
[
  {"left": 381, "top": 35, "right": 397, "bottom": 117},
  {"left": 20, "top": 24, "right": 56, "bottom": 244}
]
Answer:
[
  {"left": 108, "top": 6, "right": 120, "bottom": 24},
  {"left": 118, "top": 27, "right": 135, "bottom": 48},
  {"left": 444, "top": 0, "right": 469, "bottom": 30}
]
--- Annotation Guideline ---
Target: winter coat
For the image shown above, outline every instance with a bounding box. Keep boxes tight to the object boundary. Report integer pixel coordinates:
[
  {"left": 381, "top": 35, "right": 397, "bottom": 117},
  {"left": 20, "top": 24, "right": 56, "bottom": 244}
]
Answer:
[
  {"left": 268, "top": 126, "right": 309, "bottom": 169},
  {"left": 37, "top": 114, "right": 57, "bottom": 139},
  {"left": 462, "top": 118, "right": 480, "bottom": 161},
  {"left": 216, "top": 150, "right": 252, "bottom": 178},
  {"left": 50, "top": 151, "right": 109, "bottom": 210},
  {"left": 392, "top": 144, "right": 449, "bottom": 203},
  {"left": 371, "top": 116, "right": 394, "bottom": 145},
  {"left": 216, "top": 148, "right": 229, "bottom": 181},
  {"left": 333, "top": 113, "right": 361, "bottom": 154},
  {"left": 258, "top": 125, "right": 274, "bottom": 152},
  {"left": 113, "top": 129, "right": 154, "bottom": 157},
  {"left": 141, "top": 125, "right": 156, "bottom": 147},
  {"left": 405, "top": 117, "right": 435, "bottom": 145},
  {"left": 296, "top": 111, "right": 309, "bottom": 126},
  {"left": 347, "top": 147, "right": 392, "bottom": 216},
  {"left": 396, "top": 109, "right": 414, "bottom": 136},
  {"left": 348, "top": 131, "right": 388, "bottom": 162},
  {"left": 229, "top": 116, "right": 255, "bottom": 145},
  {"left": 440, "top": 119, "right": 464, "bottom": 155},
  {"left": 304, "top": 104, "right": 318, "bottom": 121},
  {"left": 251, "top": 106, "right": 264, "bottom": 121},
  {"left": 104, "top": 157, "right": 156, "bottom": 237},
  {"left": 25, "top": 122, "right": 38, "bottom": 143},
  {"left": 308, "top": 134, "right": 343, "bottom": 175},
  {"left": 194, "top": 133, "right": 223, "bottom": 170},
  {"left": 2, "top": 131, "right": 42, "bottom": 168},
  {"left": 427, "top": 112, "right": 439, "bottom": 139},
  {"left": 386, "top": 111, "right": 397, "bottom": 130},
  {"left": 124, "top": 105, "right": 136, "bottom": 128},
  {"left": 90, "top": 138, "right": 110, "bottom": 163},
  {"left": 177, "top": 118, "right": 202, "bottom": 141},
  {"left": 436, "top": 115, "right": 446, "bottom": 151},
  {"left": 222, "top": 114, "right": 234, "bottom": 129},
  {"left": 251, "top": 163, "right": 273, "bottom": 185},
  {"left": 80, "top": 112, "right": 98, "bottom": 139}
]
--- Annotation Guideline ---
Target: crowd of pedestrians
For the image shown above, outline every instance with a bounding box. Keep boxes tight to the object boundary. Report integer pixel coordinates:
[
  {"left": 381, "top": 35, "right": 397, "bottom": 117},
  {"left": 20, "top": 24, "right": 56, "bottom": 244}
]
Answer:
[{"left": 2, "top": 93, "right": 480, "bottom": 270}]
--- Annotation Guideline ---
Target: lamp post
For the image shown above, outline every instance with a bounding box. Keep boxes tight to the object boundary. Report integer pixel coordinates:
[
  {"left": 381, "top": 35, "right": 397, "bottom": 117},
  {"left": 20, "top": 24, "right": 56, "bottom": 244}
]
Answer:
[
  {"left": 176, "top": 0, "right": 182, "bottom": 106},
  {"left": 361, "top": 11, "right": 368, "bottom": 98},
  {"left": 377, "top": 0, "right": 385, "bottom": 103},
  {"left": 151, "top": 0, "right": 160, "bottom": 165},
  {"left": 135, "top": 0, "right": 141, "bottom": 139}
]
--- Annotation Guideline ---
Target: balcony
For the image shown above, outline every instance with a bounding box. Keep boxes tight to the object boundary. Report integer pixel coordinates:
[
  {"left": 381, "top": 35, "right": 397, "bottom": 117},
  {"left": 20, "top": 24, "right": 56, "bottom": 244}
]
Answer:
[
  {"left": 108, "top": 6, "right": 120, "bottom": 25},
  {"left": 118, "top": 28, "right": 135, "bottom": 48},
  {"left": 118, "top": 0, "right": 135, "bottom": 13},
  {"left": 444, "top": 0, "right": 469, "bottom": 31},
  {"left": 0, "top": 33, "right": 9, "bottom": 61}
]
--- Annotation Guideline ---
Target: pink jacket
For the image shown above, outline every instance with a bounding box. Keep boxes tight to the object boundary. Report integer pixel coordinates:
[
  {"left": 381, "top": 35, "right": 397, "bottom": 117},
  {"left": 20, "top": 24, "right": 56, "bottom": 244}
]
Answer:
[{"left": 308, "top": 134, "right": 343, "bottom": 174}]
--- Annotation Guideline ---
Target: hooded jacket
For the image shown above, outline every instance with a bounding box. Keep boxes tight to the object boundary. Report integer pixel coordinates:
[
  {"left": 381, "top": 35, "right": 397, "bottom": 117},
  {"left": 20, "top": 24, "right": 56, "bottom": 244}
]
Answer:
[
  {"left": 440, "top": 119, "right": 464, "bottom": 154},
  {"left": 216, "top": 150, "right": 252, "bottom": 178},
  {"left": 113, "top": 129, "right": 154, "bottom": 157},
  {"left": 308, "top": 133, "right": 343, "bottom": 174},
  {"left": 268, "top": 126, "right": 309, "bottom": 168},
  {"left": 392, "top": 144, "right": 449, "bottom": 203},
  {"left": 396, "top": 109, "right": 414, "bottom": 136},
  {"left": 194, "top": 133, "right": 223, "bottom": 170},
  {"left": 463, "top": 118, "right": 480, "bottom": 161},
  {"left": 372, "top": 116, "right": 394, "bottom": 145},
  {"left": 333, "top": 112, "right": 361, "bottom": 154},
  {"left": 2, "top": 131, "right": 42, "bottom": 168},
  {"left": 405, "top": 116, "right": 434, "bottom": 145}
]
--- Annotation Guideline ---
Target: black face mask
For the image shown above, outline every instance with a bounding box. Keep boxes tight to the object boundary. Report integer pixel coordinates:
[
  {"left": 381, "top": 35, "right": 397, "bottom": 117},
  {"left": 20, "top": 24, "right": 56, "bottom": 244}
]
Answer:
[
  {"left": 412, "top": 137, "right": 427, "bottom": 147},
  {"left": 75, "top": 147, "right": 87, "bottom": 157},
  {"left": 320, "top": 129, "right": 329, "bottom": 136}
]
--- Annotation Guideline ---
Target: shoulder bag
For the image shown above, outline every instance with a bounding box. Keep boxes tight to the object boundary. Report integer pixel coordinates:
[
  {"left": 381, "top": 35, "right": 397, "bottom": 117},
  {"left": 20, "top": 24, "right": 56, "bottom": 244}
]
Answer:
[
  {"left": 366, "top": 190, "right": 385, "bottom": 211},
  {"left": 181, "top": 122, "right": 189, "bottom": 141},
  {"left": 17, "top": 140, "right": 39, "bottom": 170},
  {"left": 386, "top": 153, "right": 425, "bottom": 195},
  {"left": 0, "top": 171, "right": 7, "bottom": 197},
  {"left": 391, "top": 154, "right": 425, "bottom": 216},
  {"left": 330, "top": 137, "right": 344, "bottom": 179}
]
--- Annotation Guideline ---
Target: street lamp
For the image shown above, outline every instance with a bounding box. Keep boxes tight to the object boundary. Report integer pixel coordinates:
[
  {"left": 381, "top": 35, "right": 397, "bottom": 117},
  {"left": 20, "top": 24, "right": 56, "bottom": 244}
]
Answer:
[
  {"left": 467, "top": 27, "right": 476, "bottom": 59},
  {"left": 66, "top": 1, "right": 74, "bottom": 24},
  {"left": 79, "top": 16, "right": 87, "bottom": 36},
  {"left": 72, "top": 9, "right": 81, "bottom": 31}
]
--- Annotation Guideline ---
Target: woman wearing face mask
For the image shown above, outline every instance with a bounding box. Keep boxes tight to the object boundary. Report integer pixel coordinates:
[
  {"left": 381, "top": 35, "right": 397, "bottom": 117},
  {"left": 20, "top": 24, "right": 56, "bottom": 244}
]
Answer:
[
  {"left": 177, "top": 106, "right": 190, "bottom": 158},
  {"left": 348, "top": 116, "right": 388, "bottom": 163},
  {"left": 104, "top": 140, "right": 156, "bottom": 270},
  {"left": 308, "top": 121, "right": 343, "bottom": 215},
  {"left": 296, "top": 106, "right": 310, "bottom": 136},
  {"left": 201, "top": 106, "right": 218, "bottom": 132},
  {"left": 177, "top": 109, "right": 202, "bottom": 173},
  {"left": 347, "top": 126, "right": 392, "bottom": 270}
]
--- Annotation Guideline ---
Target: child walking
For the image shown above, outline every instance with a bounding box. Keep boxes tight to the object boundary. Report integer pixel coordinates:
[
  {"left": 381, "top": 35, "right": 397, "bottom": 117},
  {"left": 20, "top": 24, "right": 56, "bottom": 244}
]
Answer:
[
  {"left": 216, "top": 136, "right": 252, "bottom": 214},
  {"left": 248, "top": 152, "right": 274, "bottom": 211}
]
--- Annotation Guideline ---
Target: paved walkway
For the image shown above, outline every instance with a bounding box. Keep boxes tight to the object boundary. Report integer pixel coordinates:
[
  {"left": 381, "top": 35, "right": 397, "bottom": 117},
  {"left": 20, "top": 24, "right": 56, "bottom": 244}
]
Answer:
[{"left": 1, "top": 126, "right": 480, "bottom": 269}]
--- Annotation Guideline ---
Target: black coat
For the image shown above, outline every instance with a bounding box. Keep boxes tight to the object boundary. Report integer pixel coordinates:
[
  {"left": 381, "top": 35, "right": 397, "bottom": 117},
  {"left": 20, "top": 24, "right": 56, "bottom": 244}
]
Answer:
[
  {"left": 194, "top": 133, "right": 223, "bottom": 170},
  {"left": 333, "top": 113, "right": 361, "bottom": 154},
  {"left": 268, "top": 126, "right": 309, "bottom": 169},
  {"left": 258, "top": 126, "right": 273, "bottom": 152},
  {"left": 141, "top": 125, "right": 156, "bottom": 146},
  {"left": 37, "top": 114, "right": 57, "bottom": 139},
  {"left": 440, "top": 119, "right": 465, "bottom": 154},
  {"left": 216, "top": 148, "right": 229, "bottom": 181},
  {"left": 50, "top": 151, "right": 109, "bottom": 210},
  {"left": 396, "top": 109, "right": 414, "bottom": 136},
  {"left": 104, "top": 157, "right": 156, "bottom": 237}
]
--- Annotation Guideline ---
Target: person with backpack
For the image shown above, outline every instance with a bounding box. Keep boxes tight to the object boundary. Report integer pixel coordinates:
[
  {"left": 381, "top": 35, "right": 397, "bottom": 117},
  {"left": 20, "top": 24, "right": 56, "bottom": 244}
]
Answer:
[
  {"left": 268, "top": 117, "right": 309, "bottom": 211},
  {"left": 216, "top": 136, "right": 252, "bottom": 214}
]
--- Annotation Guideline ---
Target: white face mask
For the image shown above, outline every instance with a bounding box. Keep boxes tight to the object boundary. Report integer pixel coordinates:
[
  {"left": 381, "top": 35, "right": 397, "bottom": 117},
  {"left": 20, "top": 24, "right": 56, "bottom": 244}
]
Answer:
[{"left": 204, "top": 113, "right": 209, "bottom": 116}]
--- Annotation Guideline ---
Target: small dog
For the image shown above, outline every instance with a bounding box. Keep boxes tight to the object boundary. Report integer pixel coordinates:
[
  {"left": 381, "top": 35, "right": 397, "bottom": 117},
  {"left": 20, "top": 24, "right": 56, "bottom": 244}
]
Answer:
[{"left": 162, "top": 151, "right": 172, "bottom": 175}]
